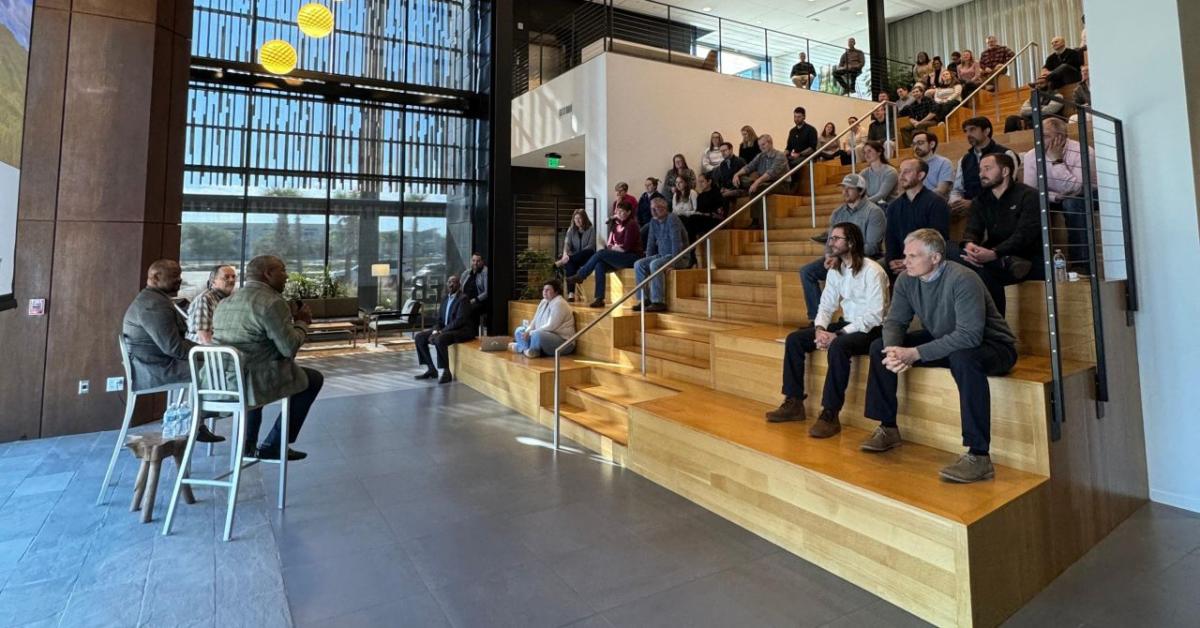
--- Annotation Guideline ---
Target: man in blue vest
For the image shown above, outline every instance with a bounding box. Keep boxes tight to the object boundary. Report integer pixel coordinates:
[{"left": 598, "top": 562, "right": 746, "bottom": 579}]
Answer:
[
  {"left": 949, "top": 117, "right": 1021, "bottom": 220},
  {"left": 413, "top": 274, "right": 476, "bottom": 384}
]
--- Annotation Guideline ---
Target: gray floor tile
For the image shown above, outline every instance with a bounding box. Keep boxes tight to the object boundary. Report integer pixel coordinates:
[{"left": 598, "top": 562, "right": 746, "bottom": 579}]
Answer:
[
  {"left": 215, "top": 586, "right": 292, "bottom": 628},
  {"left": 403, "top": 515, "right": 542, "bottom": 590},
  {"left": 274, "top": 505, "right": 397, "bottom": 569},
  {"left": 296, "top": 591, "right": 451, "bottom": 628},
  {"left": 0, "top": 575, "right": 75, "bottom": 626},
  {"left": 818, "top": 599, "right": 932, "bottom": 628},
  {"left": 282, "top": 543, "right": 429, "bottom": 625},
  {"left": 59, "top": 580, "right": 145, "bottom": 628},
  {"left": 561, "top": 615, "right": 616, "bottom": 628},
  {"left": 430, "top": 562, "right": 594, "bottom": 628}
]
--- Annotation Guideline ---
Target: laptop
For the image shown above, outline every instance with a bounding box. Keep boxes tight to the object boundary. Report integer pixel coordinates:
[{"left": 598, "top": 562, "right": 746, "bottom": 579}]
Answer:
[{"left": 479, "top": 336, "right": 513, "bottom": 352}]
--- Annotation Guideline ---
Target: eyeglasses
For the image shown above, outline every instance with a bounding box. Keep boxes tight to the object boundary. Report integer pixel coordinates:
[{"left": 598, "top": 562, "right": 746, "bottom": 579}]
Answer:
[{"left": 828, "top": 235, "right": 848, "bottom": 242}]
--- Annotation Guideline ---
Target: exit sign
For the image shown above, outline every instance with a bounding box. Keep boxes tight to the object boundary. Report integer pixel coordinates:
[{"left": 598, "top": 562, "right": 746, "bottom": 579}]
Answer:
[{"left": 546, "top": 155, "right": 561, "bottom": 168}]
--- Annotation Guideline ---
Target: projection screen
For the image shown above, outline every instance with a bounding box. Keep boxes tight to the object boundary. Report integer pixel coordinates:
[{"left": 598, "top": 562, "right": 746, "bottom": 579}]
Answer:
[{"left": 0, "top": 0, "right": 33, "bottom": 312}]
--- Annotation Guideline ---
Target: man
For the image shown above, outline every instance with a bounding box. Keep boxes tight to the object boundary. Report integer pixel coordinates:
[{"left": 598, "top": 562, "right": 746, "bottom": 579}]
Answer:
[
  {"left": 733, "top": 134, "right": 788, "bottom": 197},
  {"left": 1042, "top": 36, "right": 1084, "bottom": 90},
  {"left": 910, "top": 131, "right": 954, "bottom": 198},
  {"left": 638, "top": 177, "right": 665, "bottom": 244},
  {"left": 1005, "top": 69, "right": 1064, "bottom": 132},
  {"left": 786, "top": 106, "right": 819, "bottom": 166},
  {"left": 833, "top": 38, "right": 865, "bottom": 95},
  {"left": 952, "top": 153, "right": 1043, "bottom": 316},
  {"left": 611, "top": 182, "right": 638, "bottom": 218},
  {"left": 1072, "top": 65, "right": 1091, "bottom": 115},
  {"left": 894, "top": 86, "right": 914, "bottom": 113},
  {"left": 790, "top": 52, "right": 816, "bottom": 89},
  {"left": 947, "top": 50, "right": 962, "bottom": 76},
  {"left": 884, "top": 159, "right": 950, "bottom": 280},
  {"left": 979, "top": 35, "right": 1015, "bottom": 79},
  {"left": 841, "top": 116, "right": 865, "bottom": 163},
  {"left": 212, "top": 255, "right": 324, "bottom": 460},
  {"left": 460, "top": 252, "right": 488, "bottom": 319},
  {"left": 633, "top": 197, "right": 689, "bottom": 313},
  {"left": 861, "top": 228, "right": 1018, "bottom": 483},
  {"left": 949, "top": 117, "right": 1020, "bottom": 217},
  {"left": 413, "top": 274, "right": 476, "bottom": 383},
  {"left": 1021, "top": 117, "right": 1094, "bottom": 269},
  {"left": 799, "top": 174, "right": 885, "bottom": 322},
  {"left": 187, "top": 264, "right": 237, "bottom": 344},
  {"left": 866, "top": 106, "right": 895, "bottom": 159},
  {"left": 713, "top": 142, "right": 746, "bottom": 199},
  {"left": 899, "top": 85, "right": 939, "bottom": 147},
  {"left": 123, "top": 259, "right": 223, "bottom": 444},
  {"left": 768, "top": 222, "right": 887, "bottom": 438}
]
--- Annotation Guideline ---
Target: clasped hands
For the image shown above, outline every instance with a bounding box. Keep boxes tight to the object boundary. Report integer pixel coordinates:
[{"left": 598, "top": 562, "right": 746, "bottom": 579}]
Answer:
[
  {"left": 880, "top": 346, "right": 920, "bottom": 374},
  {"left": 960, "top": 242, "right": 997, "bottom": 267}
]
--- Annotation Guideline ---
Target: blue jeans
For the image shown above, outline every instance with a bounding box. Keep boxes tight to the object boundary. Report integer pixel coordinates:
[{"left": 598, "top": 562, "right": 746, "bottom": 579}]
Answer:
[
  {"left": 577, "top": 249, "right": 641, "bottom": 301},
  {"left": 562, "top": 249, "right": 596, "bottom": 286},
  {"left": 800, "top": 258, "right": 829, "bottom": 321},
  {"left": 634, "top": 253, "right": 688, "bottom": 304},
  {"left": 1060, "top": 197, "right": 1090, "bottom": 267},
  {"left": 526, "top": 330, "right": 575, "bottom": 357}
]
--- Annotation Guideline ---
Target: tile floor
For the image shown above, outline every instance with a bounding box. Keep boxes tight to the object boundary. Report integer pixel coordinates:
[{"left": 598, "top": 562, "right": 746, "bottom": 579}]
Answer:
[{"left": 0, "top": 351, "right": 1197, "bottom": 627}]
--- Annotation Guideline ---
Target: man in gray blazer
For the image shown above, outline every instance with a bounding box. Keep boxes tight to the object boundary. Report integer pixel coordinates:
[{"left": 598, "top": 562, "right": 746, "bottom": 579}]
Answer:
[
  {"left": 121, "top": 259, "right": 223, "bottom": 443},
  {"left": 213, "top": 255, "right": 324, "bottom": 461}
]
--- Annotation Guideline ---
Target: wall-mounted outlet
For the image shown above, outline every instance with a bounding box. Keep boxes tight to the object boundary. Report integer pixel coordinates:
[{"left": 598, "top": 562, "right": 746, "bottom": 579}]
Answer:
[
  {"left": 78, "top": 380, "right": 90, "bottom": 395},
  {"left": 106, "top": 377, "right": 124, "bottom": 392}
]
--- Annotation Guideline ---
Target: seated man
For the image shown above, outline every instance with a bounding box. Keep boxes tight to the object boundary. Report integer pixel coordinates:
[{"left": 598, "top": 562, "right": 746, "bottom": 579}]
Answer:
[
  {"left": 899, "top": 85, "right": 939, "bottom": 147},
  {"left": 799, "top": 174, "right": 884, "bottom": 323},
  {"left": 832, "top": 38, "right": 865, "bottom": 95},
  {"left": 1022, "top": 116, "right": 1095, "bottom": 271},
  {"left": 949, "top": 117, "right": 1021, "bottom": 220},
  {"left": 186, "top": 264, "right": 237, "bottom": 344},
  {"left": 951, "top": 153, "right": 1043, "bottom": 316},
  {"left": 1041, "top": 36, "right": 1083, "bottom": 90},
  {"left": 460, "top": 252, "right": 488, "bottom": 320},
  {"left": 790, "top": 52, "right": 816, "bottom": 89},
  {"left": 884, "top": 159, "right": 951, "bottom": 281},
  {"left": 1004, "top": 69, "right": 1064, "bottom": 132},
  {"left": 732, "top": 134, "right": 788, "bottom": 197},
  {"left": 861, "top": 228, "right": 1018, "bottom": 483},
  {"left": 910, "top": 131, "right": 954, "bottom": 199},
  {"left": 413, "top": 274, "right": 476, "bottom": 383},
  {"left": 123, "top": 259, "right": 223, "bottom": 443},
  {"left": 633, "top": 197, "right": 689, "bottom": 313},
  {"left": 767, "top": 222, "right": 888, "bottom": 438},
  {"left": 713, "top": 142, "right": 747, "bottom": 202},
  {"left": 212, "top": 255, "right": 324, "bottom": 460}
]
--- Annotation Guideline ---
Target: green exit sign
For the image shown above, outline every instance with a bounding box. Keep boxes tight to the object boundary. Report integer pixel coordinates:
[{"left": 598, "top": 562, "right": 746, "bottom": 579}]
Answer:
[{"left": 546, "top": 155, "right": 560, "bottom": 168}]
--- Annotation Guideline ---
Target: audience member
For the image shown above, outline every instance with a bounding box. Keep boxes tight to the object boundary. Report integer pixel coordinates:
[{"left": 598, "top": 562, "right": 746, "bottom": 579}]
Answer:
[
  {"left": 123, "top": 259, "right": 222, "bottom": 444},
  {"left": 1073, "top": 65, "right": 1091, "bottom": 109},
  {"left": 186, "top": 264, "right": 237, "bottom": 344},
  {"left": 979, "top": 35, "right": 1015, "bottom": 80},
  {"left": 700, "top": 131, "right": 724, "bottom": 174},
  {"left": 1042, "top": 36, "right": 1084, "bottom": 90},
  {"left": 213, "top": 255, "right": 325, "bottom": 459},
  {"left": 1021, "top": 117, "right": 1094, "bottom": 270},
  {"left": 460, "top": 252, "right": 488, "bottom": 320},
  {"left": 931, "top": 71, "right": 963, "bottom": 116},
  {"left": 913, "top": 52, "right": 934, "bottom": 85},
  {"left": 840, "top": 116, "right": 866, "bottom": 165},
  {"left": 512, "top": 279, "right": 576, "bottom": 358},
  {"left": 790, "top": 52, "right": 816, "bottom": 89},
  {"left": 638, "top": 177, "right": 665, "bottom": 240},
  {"left": 900, "top": 85, "right": 939, "bottom": 146},
  {"left": 949, "top": 117, "right": 1020, "bottom": 216},
  {"left": 669, "top": 176, "right": 698, "bottom": 218},
  {"left": 947, "top": 50, "right": 962, "bottom": 75},
  {"left": 894, "top": 86, "right": 915, "bottom": 113},
  {"left": 662, "top": 154, "right": 696, "bottom": 201},
  {"left": 767, "top": 222, "right": 888, "bottom": 438},
  {"left": 929, "top": 56, "right": 948, "bottom": 87},
  {"left": 555, "top": 208, "right": 596, "bottom": 300},
  {"left": 786, "top": 107, "right": 819, "bottom": 166},
  {"left": 956, "top": 49, "right": 982, "bottom": 93},
  {"left": 866, "top": 107, "right": 895, "bottom": 158},
  {"left": 910, "top": 131, "right": 954, "bottom": 198},
  {"left": 733, "top": 134, "right": 788, "bottom": 197},
  {"left": 713, "top": 142, "right": 746, "bottom": 200},
  {"left": 738, "top": 125, "right": 761, "bottom": 163},
  {"left": 611, "top": 181, "right": 637, "bottom": 218},
  {"left": 691, "top": 172, "right": 724, "bottom": 238},
  {"left": 633, "top": 197, "right": 690, "bottom": 313},
  {"left": 799, "top": 174, "right": 885, "bottom": 322},
  {"left": 951, "top": 153, "right": 1043, "bottom": 316},
  {"left": 884, "top": 159, "right": 951, "bottom": 279},
  {"left": 412, "top": 273, "right": 476, "bottom": 384},
  {"left": 861, "top": 228, "right": 1017, "bottom": 483},
  {"left": 568, "top": 201, "right": 642, "bottom": 309},
  {"left": 860, "top": 141, "right": 898, "bottom": 205},
  {"left": 1005, "top": 69, "right": 1064, "bottom": 132},
  {"left": 833, "top": 38, "right": 865, "bottom": 95},
  {"left": 817, "top": 122, "right": 846, "bottom": 162}
]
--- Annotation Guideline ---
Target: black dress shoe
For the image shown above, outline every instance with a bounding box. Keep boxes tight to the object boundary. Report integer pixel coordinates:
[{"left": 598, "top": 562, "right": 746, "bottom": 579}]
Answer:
[
  {"left": 255, "top": 445, "right": 308, "bottom": 461},
  {"left": 644, "top": 303, "right": 668, "bottom": 312},
  {"left": 415, "top": 369, "right": 438, "bottom": 380},
  {"left": 630, "top": 302, "right": 643, "bottom": 312},
  {"left": 438, "top": 370, "right": 453, "bottom": 384},
  {"left": 194, "top": 424, "right": 226, "bottom": 444}
]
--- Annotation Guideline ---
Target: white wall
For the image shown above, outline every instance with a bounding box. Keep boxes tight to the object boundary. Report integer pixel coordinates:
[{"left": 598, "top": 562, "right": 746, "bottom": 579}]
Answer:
[{"left": 1085, "top": 0, "right": 1200, "bottom": 512}]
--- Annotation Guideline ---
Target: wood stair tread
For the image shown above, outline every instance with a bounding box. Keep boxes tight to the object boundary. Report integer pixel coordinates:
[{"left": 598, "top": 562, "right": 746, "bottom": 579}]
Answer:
[
  {"left": 617, "top": 344, "right": 710, "bottom": 370},
  {"left": 645, "top": 328, "right": 711, "bottom": 344},
  {"left": 555, "top": 402, "right": 629, "bottom": 445},
  {"left": 571, "top": 384, "right": 647, "bottom": 408}
]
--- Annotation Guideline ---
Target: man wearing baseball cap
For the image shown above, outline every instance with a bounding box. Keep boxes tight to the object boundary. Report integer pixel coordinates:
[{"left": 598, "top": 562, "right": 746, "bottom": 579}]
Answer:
[{"left": 799, "top": 173, "right": 885, "bottom": 323}]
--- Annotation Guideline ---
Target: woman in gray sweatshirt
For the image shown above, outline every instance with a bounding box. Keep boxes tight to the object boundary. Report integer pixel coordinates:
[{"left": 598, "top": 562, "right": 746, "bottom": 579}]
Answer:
[
  {"left": 860, "top": 141, "right": 899, "bottom": 206},
  {"left": 556, "top": 209, "right": 597, "bottom": 300}
]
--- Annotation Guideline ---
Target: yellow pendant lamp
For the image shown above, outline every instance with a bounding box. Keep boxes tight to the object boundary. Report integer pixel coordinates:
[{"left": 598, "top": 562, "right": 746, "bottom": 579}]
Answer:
[
  {"left": 297, "top": 3, "right": 335, "bottom": 39},
  {"left": 259, "top": 39, "right": 298, "bottom": 75}
]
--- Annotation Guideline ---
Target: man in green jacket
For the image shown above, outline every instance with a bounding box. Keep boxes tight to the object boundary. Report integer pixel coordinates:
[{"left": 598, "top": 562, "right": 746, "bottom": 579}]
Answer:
[{"left": 212, "top": 255, "right": 324, "bottom": 461}]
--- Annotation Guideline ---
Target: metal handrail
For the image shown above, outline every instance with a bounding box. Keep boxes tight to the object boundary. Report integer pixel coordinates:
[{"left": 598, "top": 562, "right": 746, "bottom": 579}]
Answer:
[
  {"left": 550, "top": 99, "right": 893, "bottom": 449},
  {"left": 938, "top": 41, "right": 1040, "bottom": 142}
]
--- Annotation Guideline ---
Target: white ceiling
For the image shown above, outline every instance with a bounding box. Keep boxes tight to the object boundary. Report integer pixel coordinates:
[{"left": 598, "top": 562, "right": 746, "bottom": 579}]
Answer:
[
  {"left": 605, "top": 0, "right": 974, "bottom": 47},
  {"left": 513, "top": 136, "right": 587, "bottom": 171}
]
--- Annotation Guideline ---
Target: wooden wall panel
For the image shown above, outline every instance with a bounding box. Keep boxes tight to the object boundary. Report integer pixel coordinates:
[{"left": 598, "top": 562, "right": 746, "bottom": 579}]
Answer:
[
  {"left": 0, "top": 223, "right": 54, "bottom": 441},
  {"left": 16, "top": 7, "right": 69, "bottom": 222}
]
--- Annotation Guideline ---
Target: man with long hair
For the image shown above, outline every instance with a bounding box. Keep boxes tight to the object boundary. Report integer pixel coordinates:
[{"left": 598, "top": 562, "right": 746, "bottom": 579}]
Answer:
[{"left": 767, "top": 223, "right": 888, "bottom": 438}]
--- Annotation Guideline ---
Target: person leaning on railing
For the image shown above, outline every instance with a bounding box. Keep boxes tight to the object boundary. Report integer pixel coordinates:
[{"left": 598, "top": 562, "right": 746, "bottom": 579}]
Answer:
[
  {"left": 555, "top": 208, "right": 596, "bottom": 301},
  {"left": 566, "top": 200, "right": 642, "bottom": 309},
  {"left": 631, "top": 197, "right": 690, "bottom": 314}
]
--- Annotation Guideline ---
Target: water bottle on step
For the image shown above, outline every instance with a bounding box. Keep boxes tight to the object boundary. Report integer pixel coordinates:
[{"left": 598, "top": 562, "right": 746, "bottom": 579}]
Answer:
[{"left": 1053, "top": 249, "right": 1067, "bottom": 283}]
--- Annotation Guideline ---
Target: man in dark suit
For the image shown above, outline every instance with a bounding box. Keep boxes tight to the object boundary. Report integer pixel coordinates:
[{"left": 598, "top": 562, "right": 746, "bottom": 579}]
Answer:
[{"left": 413, "top": 274, "right": 477, "bottom": 384}]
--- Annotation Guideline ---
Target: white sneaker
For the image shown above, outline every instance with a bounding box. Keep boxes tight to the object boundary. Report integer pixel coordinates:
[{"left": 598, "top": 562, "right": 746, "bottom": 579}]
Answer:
[{"left": 523, "top": 348, "right": 539, "bottom": 358}]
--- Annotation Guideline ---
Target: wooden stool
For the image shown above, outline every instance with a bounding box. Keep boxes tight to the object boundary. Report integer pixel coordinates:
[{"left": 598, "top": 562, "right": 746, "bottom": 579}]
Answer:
[{"left": 126, "top": 433, "right": 195, "bottom": 523}]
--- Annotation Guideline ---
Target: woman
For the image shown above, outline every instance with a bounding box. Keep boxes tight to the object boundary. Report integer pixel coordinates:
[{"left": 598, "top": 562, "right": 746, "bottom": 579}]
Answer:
[
  {"left": 699, "top": 131, "right": 724, "bottom": 174},
  {"left": 555, "top": 208, "right": 596, "bottom": 300},
  {"left": 840, "top": 116, "right": 865, "bottom": 165},
  {"left": 859, "top": 141, "right": 898, "bottom": 206},
  {"left": 930, "top": 56, "right": 948, "bottom": 87},
  {"left": 931, "top": 70, "right": 963, "bottom": 117},
  {"left": 670, "top": 176, "right": 698, "bottom": 218},
  {"left": 956, "top": 49, "right": 982, "bottom": 94},
  {"left": 662, "top": 154, "right": 696, "bottom": 201},
  {"left": 816, "top": 122, "right": 847, "bottom": 162},
  {"left": 689, "top": 173, "right": 724, "bottom": 265},
  {"left": 511, "top": 279, "right": 576, "bottom": 358},
  {"left": 566, "top": 201, "right": 642, "bottom": 309},
  {"left": 913, "top": 51, "right": 933, "bottom": 85},
  {"left": 738, "top": 125, "right": 761, "bottom": 164}
]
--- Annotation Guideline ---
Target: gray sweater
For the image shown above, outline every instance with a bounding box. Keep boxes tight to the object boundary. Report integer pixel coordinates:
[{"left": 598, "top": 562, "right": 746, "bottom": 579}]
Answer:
[
  {"left": 861, "top": 163, "right": 898, "bottom": 205},
  {"left": 828, "top": 199, "right": 886, "bottom": 258},
  {"left": 884, "top": 262, "right": 1017, "bottom": 362},
  {"left": 565, "top": 225, "right": 596, "bottom": 255}
]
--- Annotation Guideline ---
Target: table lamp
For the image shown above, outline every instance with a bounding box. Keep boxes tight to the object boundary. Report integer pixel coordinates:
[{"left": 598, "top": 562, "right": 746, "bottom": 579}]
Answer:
[{"left": 371, "top": 263, "right": 391, "bottom": 309}]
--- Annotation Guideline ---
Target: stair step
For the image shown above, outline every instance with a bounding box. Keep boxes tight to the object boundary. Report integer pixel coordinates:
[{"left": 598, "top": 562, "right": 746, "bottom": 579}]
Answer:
[
  {"left": 642, "top": 328, "right": 711, "bottom": 360},
  {"left": 617, "top": 344, "right": 710, "bottom": 370},
  {"left": 720, "top": 255, "right": 822, "bottom": 271},
  {"left": 556, "top": 402, "right": 629, "bottom": 445},
  {"left": 695, "top": 282, "right": 778, "bottom": 304},
  {"left": 741, "top": 241, "right": 825, "bottom": 256},
  {"left": 710, "top": 268, "right": 781, "bottom": 286}
]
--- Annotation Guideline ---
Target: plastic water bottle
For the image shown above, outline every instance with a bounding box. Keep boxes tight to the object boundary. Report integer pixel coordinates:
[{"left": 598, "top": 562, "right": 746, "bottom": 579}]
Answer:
[{"left": 1053, "top": 249, "right": 1067, "bottom": 283}]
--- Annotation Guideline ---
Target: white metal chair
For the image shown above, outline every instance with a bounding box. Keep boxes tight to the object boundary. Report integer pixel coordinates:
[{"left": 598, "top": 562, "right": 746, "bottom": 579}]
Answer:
[
  {"left": 161, "top": 345, "right": 291, "bottom": 542},
  {"left": 96, "top": 335, "right": 191, "bottom": 506}
]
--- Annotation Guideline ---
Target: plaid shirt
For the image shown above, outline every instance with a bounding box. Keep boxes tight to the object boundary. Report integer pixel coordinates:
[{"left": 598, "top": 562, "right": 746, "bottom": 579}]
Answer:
[
  {"left": 979, "top": 45, "right": 1014, "bottom": 70},
  {"left": 186, "top": 288, "right": 225, "bottom": 342}
]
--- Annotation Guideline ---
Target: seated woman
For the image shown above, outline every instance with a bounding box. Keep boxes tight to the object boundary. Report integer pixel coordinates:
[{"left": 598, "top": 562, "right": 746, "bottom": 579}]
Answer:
[
  {"left": 738, "top": 125, "right": 761, "bottom": 164},
  {"left": 555, "top": 208, "right": 596, "bottom": 300},
  {"left": 512, "top": 278, "right": 576, "bottom": 358},
  {"left": 700, "top": 131, "right": 724, "bottom": 174},
  {"left": 691, "top": 173, "right": 724, "bottom": 266},
  {"left": 816, "top": 122, "right": 848, "bottom": 162},
  {"left": 931, "top": 70, "right": 963, "bottom": 118},
  {"left": 566, "top": 201, "right": 643, "bottom": 309},
  {"left": 860, "top": 141, "right": 899, "bottom": 206},
  {"left": 929, "top": 56, "right": 948, "bottom": 87},
  {"left": 662, "top": 154, "right": 696, "bottom": 204},
  {"left": 956, "top": 49, "right": 983, "bottom": 94}
]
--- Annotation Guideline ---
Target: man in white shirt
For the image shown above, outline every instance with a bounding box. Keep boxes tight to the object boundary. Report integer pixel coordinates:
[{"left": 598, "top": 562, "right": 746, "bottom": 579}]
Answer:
[
  {"left": 1022, "top": 117, "right": 1096, "bottom": 270},
  {"left": 767, "top": 222, "right": 888, "bottom": 438}
]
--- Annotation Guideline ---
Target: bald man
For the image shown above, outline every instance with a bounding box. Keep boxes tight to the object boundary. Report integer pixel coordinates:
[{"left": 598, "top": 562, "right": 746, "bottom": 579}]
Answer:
[
  {"left": 122, "top": 259, "right": 224, "bottom": 443},
  {"left": 1041, "top": 36, "right": 1083, "bottom": 90}
]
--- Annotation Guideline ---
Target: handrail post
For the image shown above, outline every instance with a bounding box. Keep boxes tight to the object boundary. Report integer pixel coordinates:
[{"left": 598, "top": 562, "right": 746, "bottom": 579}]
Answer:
[
  {"left": 706, "top": 238, "right": 712, "bottom": 319},
  {"left": 1075, "top": 107, "right": 1108, "bottom": 405},
  {"left": 808, "top": 163, "right": 816, "bottom": 228},
  {"left": 761, "top": 196, "right": 769, "bottom": 270},
  {"left": 666, "top": 6, "right": 672, "bottom": 66},
  {"left": 1030, "top": 86, "right": 1064, "bottom": 442},
  {"left": 717, "top": 18, "right": 722, "bottom": 73},
  {"left": 553, "top": 351, "right": 561, "bottom": 450},
  {"left": 850, "top": 136, "right": 857, "bottom": 173},
  {"left": 639, "top": 288, "right": 647, "bottom": 374}
]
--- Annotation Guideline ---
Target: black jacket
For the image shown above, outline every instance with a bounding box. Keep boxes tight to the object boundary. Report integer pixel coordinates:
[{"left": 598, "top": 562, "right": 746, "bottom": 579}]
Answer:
[
  {"left": 435, "top": 293, "right": 475, "bottom": 335},
  {"left": 786, "top": 123, "right": 818, "bottom": 157},
  {"left": 963, "top": 182, "right": 1043, "bottom": 260}
]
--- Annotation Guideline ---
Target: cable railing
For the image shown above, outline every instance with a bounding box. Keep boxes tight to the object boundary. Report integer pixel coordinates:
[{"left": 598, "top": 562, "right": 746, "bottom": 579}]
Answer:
[
  {"left": 549, "top": 99, "right": 894, "bottom": 449},
  {"left": 938, "top": 42, "right": 1041, "bottom": 142}
]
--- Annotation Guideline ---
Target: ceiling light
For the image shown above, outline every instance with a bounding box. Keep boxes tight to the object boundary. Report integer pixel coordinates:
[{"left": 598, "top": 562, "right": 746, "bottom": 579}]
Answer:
[
  {"left": 857, "top": 11, "right": 864, "bottom": 15},
  {"left": 259, "top": 39, "right": 298, "bottom": 75},
  {"left": 702, "top": 7, "right": 712, "bottom": 12}
]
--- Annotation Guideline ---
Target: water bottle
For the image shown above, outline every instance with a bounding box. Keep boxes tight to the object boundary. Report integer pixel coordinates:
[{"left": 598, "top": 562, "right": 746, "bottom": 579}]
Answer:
[{"left": 1053, "top": 249, "right": 1067, "bottom": 283}]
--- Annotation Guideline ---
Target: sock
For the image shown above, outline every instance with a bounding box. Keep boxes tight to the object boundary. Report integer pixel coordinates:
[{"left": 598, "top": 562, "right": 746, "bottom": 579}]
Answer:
[
  {"left": 968, "top": 448, "right": 989, "bottom": 457},
  {"left": 881, "top": 420, "right": 898, "bottom": 428}
]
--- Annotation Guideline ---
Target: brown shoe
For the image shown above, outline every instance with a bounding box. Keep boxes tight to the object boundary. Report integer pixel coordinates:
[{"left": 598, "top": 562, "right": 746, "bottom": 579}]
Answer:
[
  {"left": 859, "top": 426, "right": 902, "bottom": 452},
  {"left": 808, "top": 409, "right": 841, "bottom": 438},
  {"left": 766, "top": 397, "right": 806, "bottom": 423},
  {"left": 939, "top": 454, "right": 995, "bottom": 483}
]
